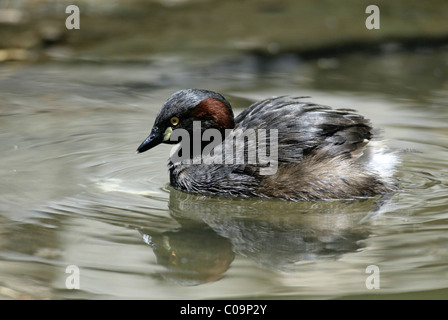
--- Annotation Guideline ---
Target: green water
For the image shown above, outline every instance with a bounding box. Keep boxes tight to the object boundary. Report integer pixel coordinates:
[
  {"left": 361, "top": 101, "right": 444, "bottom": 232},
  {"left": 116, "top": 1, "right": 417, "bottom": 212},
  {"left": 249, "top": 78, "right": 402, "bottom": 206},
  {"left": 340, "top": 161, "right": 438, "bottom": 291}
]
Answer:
[{"left": 0, "top": 48, "right": 447, "bottom": 299}]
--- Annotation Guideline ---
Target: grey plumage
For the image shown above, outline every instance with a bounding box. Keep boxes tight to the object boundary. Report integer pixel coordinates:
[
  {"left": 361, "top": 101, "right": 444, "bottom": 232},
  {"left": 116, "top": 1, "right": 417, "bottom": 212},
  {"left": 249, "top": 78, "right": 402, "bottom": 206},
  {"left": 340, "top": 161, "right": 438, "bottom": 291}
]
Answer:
[{"left": 138, "top": 89, "right": 398, "bottom": 201}]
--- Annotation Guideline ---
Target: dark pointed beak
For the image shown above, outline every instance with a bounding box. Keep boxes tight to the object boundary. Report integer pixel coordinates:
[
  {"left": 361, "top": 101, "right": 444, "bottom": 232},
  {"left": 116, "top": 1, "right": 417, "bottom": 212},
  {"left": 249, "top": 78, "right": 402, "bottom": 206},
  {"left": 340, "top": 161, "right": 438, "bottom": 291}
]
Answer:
[{"left": 136, "top": 126, "right": 163, "bottom": 154}]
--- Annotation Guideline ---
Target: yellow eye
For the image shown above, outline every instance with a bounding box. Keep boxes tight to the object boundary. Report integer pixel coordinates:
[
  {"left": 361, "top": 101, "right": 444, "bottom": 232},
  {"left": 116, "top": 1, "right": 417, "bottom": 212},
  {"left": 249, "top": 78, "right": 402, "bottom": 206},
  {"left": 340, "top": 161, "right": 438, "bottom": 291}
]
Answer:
[{"left": 170, "top": 116, "right": 180, "bottom": 126}]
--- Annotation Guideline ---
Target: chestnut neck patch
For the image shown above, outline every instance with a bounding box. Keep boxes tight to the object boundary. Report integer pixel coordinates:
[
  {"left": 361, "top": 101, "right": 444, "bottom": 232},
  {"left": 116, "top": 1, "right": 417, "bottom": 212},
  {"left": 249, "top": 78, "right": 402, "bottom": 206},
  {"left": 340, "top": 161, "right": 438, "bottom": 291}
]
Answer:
[{"left": 191, "top": 97, "right": 235, "bottom": 130}]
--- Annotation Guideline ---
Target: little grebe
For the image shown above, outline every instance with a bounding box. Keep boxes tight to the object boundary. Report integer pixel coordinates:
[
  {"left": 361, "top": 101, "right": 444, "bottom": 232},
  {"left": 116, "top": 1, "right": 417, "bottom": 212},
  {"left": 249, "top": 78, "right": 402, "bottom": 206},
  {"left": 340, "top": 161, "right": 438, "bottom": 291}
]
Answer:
[{"left": 137, "top": 89, "right": 397, "bottom": 200}]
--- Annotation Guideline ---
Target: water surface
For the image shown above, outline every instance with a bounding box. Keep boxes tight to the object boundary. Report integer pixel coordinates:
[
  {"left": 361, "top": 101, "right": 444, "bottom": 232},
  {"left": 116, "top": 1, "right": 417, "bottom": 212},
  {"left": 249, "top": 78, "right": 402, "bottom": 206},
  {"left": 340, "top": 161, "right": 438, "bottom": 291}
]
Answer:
[{"left": 0, "top": 49, "right": 448, "bottom": 299}]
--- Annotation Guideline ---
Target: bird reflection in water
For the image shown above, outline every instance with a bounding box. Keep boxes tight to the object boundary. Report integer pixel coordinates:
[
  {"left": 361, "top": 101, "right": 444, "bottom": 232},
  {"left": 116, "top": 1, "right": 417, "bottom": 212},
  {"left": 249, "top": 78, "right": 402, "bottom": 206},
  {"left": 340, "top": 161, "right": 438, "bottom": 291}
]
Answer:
[{"left": 139, "top": 189, "right": 391, "bottom": 286}]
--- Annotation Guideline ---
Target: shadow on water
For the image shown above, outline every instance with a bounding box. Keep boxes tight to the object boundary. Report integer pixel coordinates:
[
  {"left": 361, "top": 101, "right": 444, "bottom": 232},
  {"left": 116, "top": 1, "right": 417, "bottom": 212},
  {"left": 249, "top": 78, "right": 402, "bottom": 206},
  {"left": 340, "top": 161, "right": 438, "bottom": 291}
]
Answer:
[{"left": 139, "top": 189, "right": 392, "bottom": 286}]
